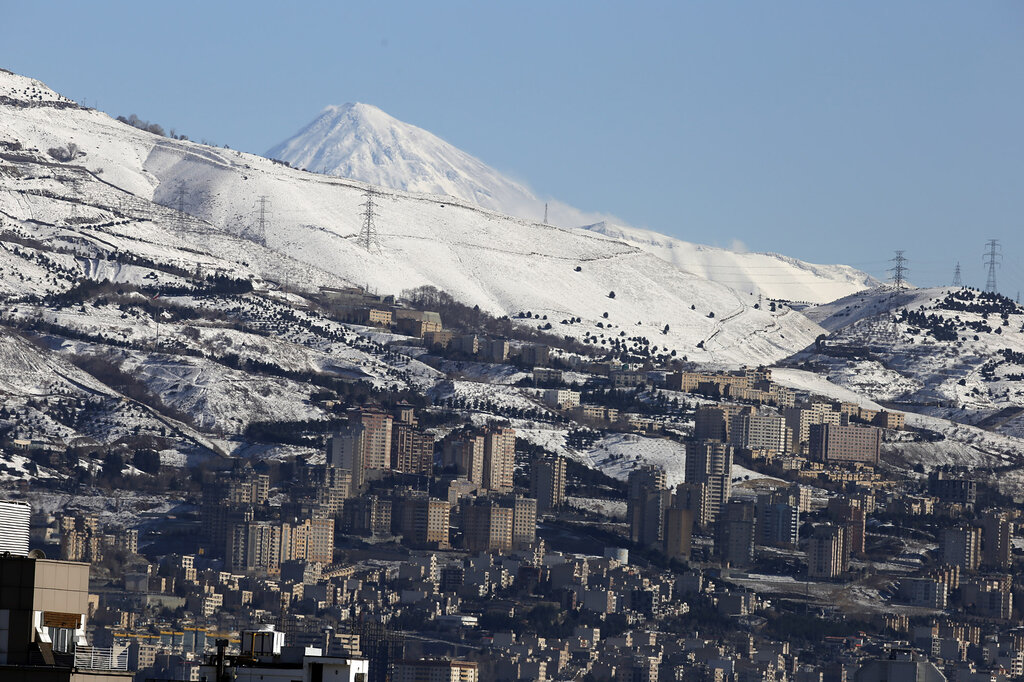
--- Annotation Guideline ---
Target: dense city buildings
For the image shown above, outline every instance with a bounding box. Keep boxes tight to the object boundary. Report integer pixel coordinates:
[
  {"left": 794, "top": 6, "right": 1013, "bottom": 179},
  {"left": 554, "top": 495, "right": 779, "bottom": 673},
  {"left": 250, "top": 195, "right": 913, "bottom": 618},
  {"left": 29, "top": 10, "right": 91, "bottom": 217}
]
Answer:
[{"left": 1, "top": 304, "right": 1015, "bottom": 682}]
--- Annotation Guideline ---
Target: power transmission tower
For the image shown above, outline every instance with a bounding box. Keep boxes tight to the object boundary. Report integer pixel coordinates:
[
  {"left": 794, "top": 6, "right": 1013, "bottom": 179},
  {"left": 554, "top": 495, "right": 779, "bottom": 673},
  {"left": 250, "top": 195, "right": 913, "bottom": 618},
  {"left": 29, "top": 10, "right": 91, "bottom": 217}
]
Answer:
[
  {"left": 248, "top": 195, "right": 270, "bottom": 246},
  {"left": 543, "top": 203, "right": 548, "bottom": 225},
  {"left": 889, "top": 250, "right": 908, "bottom": 290},
  {"left": 952, "top": 262, "right": 962, "bottom": 287},
  {"left": 984, "top": 239, "right": 1001, "bottom": 292},
  {"left": 358, "top": 189, "right": 381, "bottom": 251},
  {"left": 170, "top": 183, "right": 189, "bottom": 229}
]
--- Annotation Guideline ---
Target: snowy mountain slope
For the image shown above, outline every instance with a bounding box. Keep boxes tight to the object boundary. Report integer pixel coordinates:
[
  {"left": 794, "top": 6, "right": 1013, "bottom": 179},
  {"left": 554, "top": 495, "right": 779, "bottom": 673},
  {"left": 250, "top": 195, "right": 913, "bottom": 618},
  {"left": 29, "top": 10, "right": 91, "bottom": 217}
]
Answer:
[
  {"left": 580, "top": 221, "right": 881, "bottom": 304},
  {"left": 0, "top": 330, "right": 220, "bottom": 458},
  {"left": 267, "top": 101, "right": 877, "bottom": 305},
  {"left": 801, "top": 286, "right": 926, "bottom": 332},
  {"left": 0, "top": 70, "right": 824, "bottom": 367}
]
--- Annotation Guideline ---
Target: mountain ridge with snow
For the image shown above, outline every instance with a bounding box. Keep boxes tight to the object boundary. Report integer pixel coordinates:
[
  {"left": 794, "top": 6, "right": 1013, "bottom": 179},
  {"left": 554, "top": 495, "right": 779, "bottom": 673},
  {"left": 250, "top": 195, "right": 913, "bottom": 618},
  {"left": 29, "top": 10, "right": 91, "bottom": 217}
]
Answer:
[
  {"left": 268, "top": 101, "right": 879, "bottom": 304},
  {"left": 0, "top": 68, "right": 824, "bottom": 369}
]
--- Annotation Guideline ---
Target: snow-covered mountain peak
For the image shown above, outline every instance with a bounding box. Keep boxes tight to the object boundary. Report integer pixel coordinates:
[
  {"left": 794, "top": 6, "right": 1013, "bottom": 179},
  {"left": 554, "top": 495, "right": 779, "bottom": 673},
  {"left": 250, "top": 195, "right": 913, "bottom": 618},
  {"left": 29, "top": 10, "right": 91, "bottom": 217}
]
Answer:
[{"left": 267, "top": 101, "right": 543, "bottom": 213}]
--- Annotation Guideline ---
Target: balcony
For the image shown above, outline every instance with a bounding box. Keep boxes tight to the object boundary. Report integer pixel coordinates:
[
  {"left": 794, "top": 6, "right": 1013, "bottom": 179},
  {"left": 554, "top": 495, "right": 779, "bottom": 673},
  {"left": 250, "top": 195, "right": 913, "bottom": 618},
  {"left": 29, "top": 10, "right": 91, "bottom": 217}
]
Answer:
[{"left": 72, "top": 645, "right": 129, "bottom": 671}]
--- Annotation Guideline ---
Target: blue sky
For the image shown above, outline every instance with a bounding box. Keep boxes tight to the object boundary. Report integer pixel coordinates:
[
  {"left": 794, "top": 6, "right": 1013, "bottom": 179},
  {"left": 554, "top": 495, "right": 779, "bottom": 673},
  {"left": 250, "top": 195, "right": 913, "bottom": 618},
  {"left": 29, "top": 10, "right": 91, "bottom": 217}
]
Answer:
[{"left": 4, "top": 1, "right": 1023, "bottom": 291}]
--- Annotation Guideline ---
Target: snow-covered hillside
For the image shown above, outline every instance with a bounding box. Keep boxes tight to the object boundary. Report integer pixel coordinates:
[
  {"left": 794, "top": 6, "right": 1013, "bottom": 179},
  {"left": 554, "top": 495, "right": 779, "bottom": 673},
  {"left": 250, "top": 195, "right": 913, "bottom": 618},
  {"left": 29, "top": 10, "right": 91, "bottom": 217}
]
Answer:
[
  {"left": 267, "top": 101, "right": 876, "bottom": 305},
  {"left": 793, "top": 286, "right": 1024, "bottom": 438},
  {"left": 0, "top": 70, "right": 825, "bottom": 367},
  {"left": 580, "top": 222, "right": 880, "bottom": 304}
]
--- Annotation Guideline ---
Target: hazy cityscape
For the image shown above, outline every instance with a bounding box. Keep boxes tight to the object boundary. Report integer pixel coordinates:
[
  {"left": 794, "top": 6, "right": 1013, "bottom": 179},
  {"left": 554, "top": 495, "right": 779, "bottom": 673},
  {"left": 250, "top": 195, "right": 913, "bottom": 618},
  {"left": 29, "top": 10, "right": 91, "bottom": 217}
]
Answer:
[{"left": 1, "top": 4, "right": 1023, "bottom": 682}]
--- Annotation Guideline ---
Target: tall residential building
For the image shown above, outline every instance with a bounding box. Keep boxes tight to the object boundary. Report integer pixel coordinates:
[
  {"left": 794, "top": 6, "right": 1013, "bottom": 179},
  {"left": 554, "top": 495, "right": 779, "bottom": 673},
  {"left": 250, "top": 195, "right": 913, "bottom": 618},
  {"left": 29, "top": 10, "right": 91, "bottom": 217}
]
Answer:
[
  {"left": 482, "top": 426, "right": 516, "bottom": 492},
  {"left": 442, "top": 431, "right": 486, "bottom": 486},
  {"left": 627, "top": 466, "right": 668, "bottom": 548},
  {"left": 980, "top": 512, "right": 1012, "bottom": 568},
  {"left": 731, "top": 411, "right": 789, "bottom": 454},
  {"left": 231, "top": 521, "right": 282, "bottom": 574},
  {"left": 329, "top": 409, "right": 395, "bottom": 490},
  {"left": 684, "top": 440, "right": 733, "bottom": 524},
  {"left": 462, "top": 499, "right": 514, "bottom": 553},
  {"left": 397, "top": 495, "right": 451, "bottom": 550},
  {"left": 227, "top": 473, "right": 270, "bottom": 505},
  {"left": 784, "top": 403, "right": 842, "bottom": 454},
  {"left": 530, "top": 455, "right": 567, "bottom": 512},
  {"left": 342, "top": 495, "right": 393, "bottom": 538},
  {"left": 330, "top": 423, "right": 368, "bottom": 490},
  {"left": 673, "top": 482, "right": 713, "bottom": 529},
  {"left": 59, "top": 514, "right": 103, "bottom": 564},
  {"left": 693, "top": 407, "right": 729, "bottom": 441},
  {"left": 940, "top": 525, "right": 982, "bottom": 571},
  {"left": 664, "top": 506, "right": 694, "bottom": 561},
  {"left": 715, "top": 501, "right": 756, "bottom": 568},
  {"left": 808, "top": 423, "right": 881, "bottom": 465},
  {"left": 353, "top": 408, "right": 394, "bottom": 472},
  {"left": 756, "top": 493, "right": 800, "bottom": 548},
  {"left": 391, "top": 422, "right": 435, "bottom": 475},
  {"left": 511, "top": 496, "right": 538, "bottom": 549},
  {"left": 393, "top": 402, "right": 417, "bottom": 426},
  {"left": 828, "top": 499, "right": 866, "bottom": 557},
  {"left": 807, "top": 524, "right": 847, "bottom": 579},
  {"left": 282, "top": 517, "right": 335, "bottom": 565}
]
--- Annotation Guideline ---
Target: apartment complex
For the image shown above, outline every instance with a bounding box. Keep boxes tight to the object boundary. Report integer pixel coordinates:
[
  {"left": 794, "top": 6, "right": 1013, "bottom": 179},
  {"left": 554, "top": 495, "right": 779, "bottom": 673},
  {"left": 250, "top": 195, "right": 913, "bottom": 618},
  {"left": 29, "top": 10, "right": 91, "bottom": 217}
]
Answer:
[
  {"left": 808, "top": 423, "right": 881, "bottom": 465},
  {"left": 395, "top": 658, "right": 479, "bottom": 682},
  {"left": 442, "top": 425, "right": 515, "bottom": 492},
  {"left": 229, "top": 517, "right": 335, "bottom": 574}
]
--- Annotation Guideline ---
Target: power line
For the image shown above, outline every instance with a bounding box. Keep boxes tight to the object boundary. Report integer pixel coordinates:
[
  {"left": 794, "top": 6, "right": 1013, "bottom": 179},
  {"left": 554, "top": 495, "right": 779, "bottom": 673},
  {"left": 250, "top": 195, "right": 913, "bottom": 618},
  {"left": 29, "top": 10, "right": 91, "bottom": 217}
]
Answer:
[
  {"left": 952, "top": 262, "right": 962, "bottom": 287},
  {"left": 358, "top": 189, "right": 381, "bottom": 252},
  {"left": 888, "top": 250, "right": 908, "bottom": 289},
  {"left": 984, "top": 239, "right": 1001, "bottom": 293}
]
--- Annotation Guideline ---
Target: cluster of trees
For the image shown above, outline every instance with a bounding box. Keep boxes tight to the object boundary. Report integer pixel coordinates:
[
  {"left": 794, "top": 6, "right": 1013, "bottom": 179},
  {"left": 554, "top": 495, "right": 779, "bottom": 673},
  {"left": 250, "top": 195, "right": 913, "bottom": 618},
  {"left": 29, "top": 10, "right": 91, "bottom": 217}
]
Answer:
[
  {"left": 115, "top": 114, "right": 188, "bottom": 140},
  {"left": 580, "top": 385, "right": 688, "bottom": 416},
  {"left": 440, "top": 394, "right": 560, "bottom": 423},
  {"left": 46, "top": 142, "right": 81, "bottom": 162},
  {"left": 939, "top": 288, "right": 1018, "bottom": 316},
  {"left": 980, "top": 348, "right": 1024, "bottom": 382},
  {"left": 897, "top": 309, "right": 960, "bottom": 342}
]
